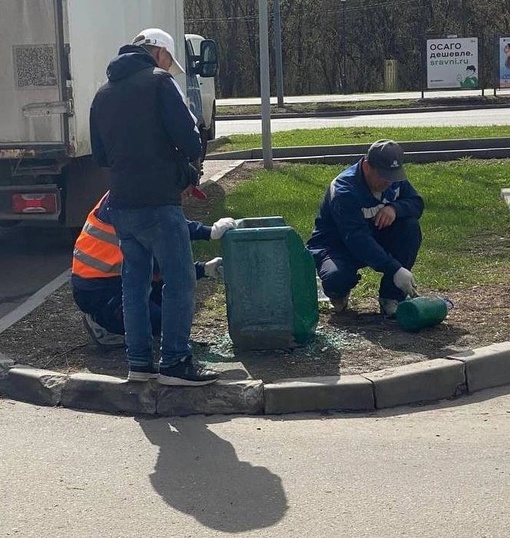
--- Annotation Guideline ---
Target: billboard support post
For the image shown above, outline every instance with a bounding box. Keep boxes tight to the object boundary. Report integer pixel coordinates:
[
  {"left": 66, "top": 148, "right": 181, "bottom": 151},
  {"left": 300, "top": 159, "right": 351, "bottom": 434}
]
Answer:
[{"left": 258, "top": 0, "right": 273, "bottom": 170}]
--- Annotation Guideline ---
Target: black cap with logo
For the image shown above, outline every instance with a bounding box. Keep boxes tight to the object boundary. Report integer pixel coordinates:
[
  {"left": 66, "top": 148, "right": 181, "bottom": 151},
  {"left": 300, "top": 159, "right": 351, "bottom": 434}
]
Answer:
[{"left": 366, "top": 139, "right": 407, "bottom": 182}]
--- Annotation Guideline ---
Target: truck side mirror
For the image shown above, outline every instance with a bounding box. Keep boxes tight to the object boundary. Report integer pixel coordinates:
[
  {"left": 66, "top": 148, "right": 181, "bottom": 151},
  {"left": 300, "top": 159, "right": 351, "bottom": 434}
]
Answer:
[{"left": 197, "top": 39, "right": 219, "bottom": 78}]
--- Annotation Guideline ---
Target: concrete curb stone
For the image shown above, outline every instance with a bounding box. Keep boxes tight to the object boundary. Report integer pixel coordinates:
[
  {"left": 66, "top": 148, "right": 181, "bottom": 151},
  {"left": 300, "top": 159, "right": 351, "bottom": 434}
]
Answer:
[
  {"left": 1, "top": 365, "right": 264, "bottom": 417},
  {"left": 361, "top": 359, "right": 466, "bottom": 409},
  {"left": 2, "top": 343, "right": 510, "bottom": 415},
  {"left": 0, "top": 353, "right": 15, "bottom": 380},
  {"left": 264, "top": 375, "right": 374, "bottom": 414},
  {"left": 208, "top": 138, "right": 510, "bottom": 163},
  {"left": 157, "top": 380, "right": 264, "bottom": 416},
  {"left": 61, "top": 373, "right": 158, "bottom": 415},
  {"left": 6, "top": 367, "right": 67, "bottom": 407},
  {"left": 446, "top": 342, "right": 510, "bottom": 393}
]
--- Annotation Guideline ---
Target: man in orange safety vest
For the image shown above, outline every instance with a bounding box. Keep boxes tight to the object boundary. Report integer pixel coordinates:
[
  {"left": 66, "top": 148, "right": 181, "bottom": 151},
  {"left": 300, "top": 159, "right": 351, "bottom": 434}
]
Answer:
[{"left": 72, "top": 192, "right": 235, "bottom": 347}]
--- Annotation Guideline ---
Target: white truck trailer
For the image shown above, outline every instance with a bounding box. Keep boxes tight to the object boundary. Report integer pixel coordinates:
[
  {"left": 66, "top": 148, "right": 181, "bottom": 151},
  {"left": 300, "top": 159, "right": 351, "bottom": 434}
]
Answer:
[{"left": 0, "top": 0, "right": 202, "bottom": 230}]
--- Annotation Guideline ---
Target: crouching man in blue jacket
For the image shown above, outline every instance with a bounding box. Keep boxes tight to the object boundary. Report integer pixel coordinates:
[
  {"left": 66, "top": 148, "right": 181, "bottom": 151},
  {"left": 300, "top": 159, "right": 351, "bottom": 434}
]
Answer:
[{"left": 306, "top": 139, "right": 424, "bottom": 317}]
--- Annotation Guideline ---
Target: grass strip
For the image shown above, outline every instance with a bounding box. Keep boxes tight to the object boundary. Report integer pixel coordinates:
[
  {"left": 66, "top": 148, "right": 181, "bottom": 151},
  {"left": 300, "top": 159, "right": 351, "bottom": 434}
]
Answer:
[
  {"left": 211, "top": 126, "right": 510, "bottom": 153},
  {"left": 193, "top": 159, "right": 510, "bottom": 297}
]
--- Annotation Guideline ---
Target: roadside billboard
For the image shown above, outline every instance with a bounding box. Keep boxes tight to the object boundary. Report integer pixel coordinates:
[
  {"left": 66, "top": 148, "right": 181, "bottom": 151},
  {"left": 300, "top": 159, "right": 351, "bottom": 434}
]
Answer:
[
  {"left": 499, "top": 37, "right": 510, "bottom": 88},
  {"left": 426, "top": 37, "right": 479, "bottom": 89}
]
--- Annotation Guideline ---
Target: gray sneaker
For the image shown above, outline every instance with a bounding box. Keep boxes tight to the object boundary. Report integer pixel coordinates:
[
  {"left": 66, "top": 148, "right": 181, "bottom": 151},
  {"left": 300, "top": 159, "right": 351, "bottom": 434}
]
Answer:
[
  {"left": 83, "top": 314, "right": 125, "bottom": 348},
  {"left": 378, "top": 297, "right": 400, "bottom": 318},
  {"left": 128, "top": 364, "right": 159, "bottom": 382}
]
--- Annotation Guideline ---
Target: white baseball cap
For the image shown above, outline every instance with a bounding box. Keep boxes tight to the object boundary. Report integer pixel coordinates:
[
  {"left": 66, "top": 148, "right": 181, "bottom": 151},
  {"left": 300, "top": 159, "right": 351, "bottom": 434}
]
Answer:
[{"left": 132, "top": 28, "right": 185, "bottom": 76}]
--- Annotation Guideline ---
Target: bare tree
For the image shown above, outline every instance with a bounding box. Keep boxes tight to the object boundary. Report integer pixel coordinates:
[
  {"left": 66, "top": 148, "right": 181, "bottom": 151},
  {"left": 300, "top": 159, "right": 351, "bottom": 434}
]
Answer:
[{"left": 185, "top": 0, "right": 510, "bottom": 97}]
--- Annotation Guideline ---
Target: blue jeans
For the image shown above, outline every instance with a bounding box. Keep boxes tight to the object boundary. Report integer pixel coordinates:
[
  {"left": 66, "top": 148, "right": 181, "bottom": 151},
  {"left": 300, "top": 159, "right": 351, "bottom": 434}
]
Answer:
[
  {"left": 109, "top": 205, "right": 196, "bottom": 368},
  {"left": 73, "top": 283, "right": 163, "bottom": 337}
]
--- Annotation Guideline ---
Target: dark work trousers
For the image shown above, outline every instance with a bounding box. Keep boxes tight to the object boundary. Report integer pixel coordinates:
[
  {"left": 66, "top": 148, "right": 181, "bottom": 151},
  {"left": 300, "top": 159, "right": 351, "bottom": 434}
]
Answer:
[
  {"left": 311, "top": 218, "right": 422, "bottom": 302},
  {"left": 73, "top": 283, "right": 162, "bottom": 336}
]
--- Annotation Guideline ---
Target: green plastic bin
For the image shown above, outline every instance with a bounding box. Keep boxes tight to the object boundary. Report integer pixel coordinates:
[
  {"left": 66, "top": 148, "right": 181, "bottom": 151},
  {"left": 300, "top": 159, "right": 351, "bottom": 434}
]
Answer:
[
  {"left": 221, "top": 217, "right": 319, "bottom": 350},
  {"left": 395, "top": 296, "right": 449, "bottom": 332}
]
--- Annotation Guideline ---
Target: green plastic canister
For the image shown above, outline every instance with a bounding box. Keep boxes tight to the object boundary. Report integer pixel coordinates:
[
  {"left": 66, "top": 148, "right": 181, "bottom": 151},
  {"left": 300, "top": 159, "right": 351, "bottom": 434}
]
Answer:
[
  {"left": 395, "top": 296, "right": 449, "bottom": 332},
  {"left": 221, "top": 216, "right": 319, "bottom": 350}
]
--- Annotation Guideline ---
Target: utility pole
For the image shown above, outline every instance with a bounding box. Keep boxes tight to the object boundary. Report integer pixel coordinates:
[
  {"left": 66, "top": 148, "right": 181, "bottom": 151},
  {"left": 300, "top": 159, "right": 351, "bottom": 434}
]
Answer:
[
  {"left": 259, "top": 0, "right": 273, "bottom": 169},
  {"left": 341, "top": 0, "right": 347, "bottom": 93},
  {"left": 274, "top": 0, "right": 285, "bottom": 109}
]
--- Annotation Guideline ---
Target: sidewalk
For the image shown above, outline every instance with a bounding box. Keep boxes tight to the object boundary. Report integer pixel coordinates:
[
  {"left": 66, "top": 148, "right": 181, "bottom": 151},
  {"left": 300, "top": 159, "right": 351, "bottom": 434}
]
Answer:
[
  {"left": 1, "top": 160, "right": 510, "bottom": 417},
  {"left": 201, "top": 159, "right": 245, "bottom": 183},
  {"left": 217, "top": 88, "right": 510, "bottom": 107}
]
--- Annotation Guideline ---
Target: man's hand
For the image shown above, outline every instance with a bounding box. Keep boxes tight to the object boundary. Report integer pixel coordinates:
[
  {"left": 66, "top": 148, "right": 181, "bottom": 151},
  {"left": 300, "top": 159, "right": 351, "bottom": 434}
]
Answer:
[
  {"left": 210, "top": 217, "right": 236, "bottom": 240},
  {"left": 374, "top": 205, "right": 396, "bottom": 230},
  {"left": 393, "top": 267, "right": 418, "bottom": 297},
  {"left": 204, "top": 257, "right": 223, "bottom": 279}
]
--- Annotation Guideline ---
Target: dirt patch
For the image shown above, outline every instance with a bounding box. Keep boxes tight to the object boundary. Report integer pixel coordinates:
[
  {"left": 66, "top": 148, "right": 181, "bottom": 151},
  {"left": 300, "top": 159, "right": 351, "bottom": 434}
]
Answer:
[{"left": 0, "top": 162, "right": 509, "bottom": 383}]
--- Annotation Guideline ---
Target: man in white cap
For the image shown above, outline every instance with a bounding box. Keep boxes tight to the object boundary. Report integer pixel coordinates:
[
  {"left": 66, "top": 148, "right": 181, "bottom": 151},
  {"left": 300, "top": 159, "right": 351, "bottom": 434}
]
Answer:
[
  {"left": 132, "top": 28, "right": 185, "bottom": 77},
  {"left": 89, "top": 29, "right": 220, "bottom": 385},
  {"left": 307, "top": 139, "right": 424, "bottom": 318}
]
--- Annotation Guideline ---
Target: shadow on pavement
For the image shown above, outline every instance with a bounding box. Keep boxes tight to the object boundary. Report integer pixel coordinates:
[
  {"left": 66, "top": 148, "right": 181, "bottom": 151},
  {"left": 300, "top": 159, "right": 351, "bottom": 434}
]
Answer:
[{"left": 136, "top": 415, "right": 288, "bottom": 533}]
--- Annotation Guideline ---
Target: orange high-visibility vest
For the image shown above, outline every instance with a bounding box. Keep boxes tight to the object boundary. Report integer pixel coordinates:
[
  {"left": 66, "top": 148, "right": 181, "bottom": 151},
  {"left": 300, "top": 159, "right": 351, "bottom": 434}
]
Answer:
[{"left": 72, "top": 194, "right": 122, "bottom": 279}]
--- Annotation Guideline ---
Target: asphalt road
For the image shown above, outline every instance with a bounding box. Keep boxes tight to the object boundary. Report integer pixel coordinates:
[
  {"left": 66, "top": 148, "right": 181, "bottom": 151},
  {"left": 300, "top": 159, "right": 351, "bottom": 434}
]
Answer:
[
  {"left": 0, "top": 226, "right": 72, "bottom": 319},
  {"left": 1, "top": 387, "right": 509, "bottom": 537},
  {"left": 216, "top": 107, "right": 510, "bottom": 136}
]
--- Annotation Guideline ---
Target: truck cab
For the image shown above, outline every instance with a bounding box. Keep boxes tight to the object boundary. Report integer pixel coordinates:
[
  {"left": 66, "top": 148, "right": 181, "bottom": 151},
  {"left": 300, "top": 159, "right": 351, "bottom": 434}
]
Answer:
[
  {"left": 182, "top": 36, "right": 218, "bottom": 162},
  {"left": 186, "top": 34, "right": 218, "bottom": 142}
]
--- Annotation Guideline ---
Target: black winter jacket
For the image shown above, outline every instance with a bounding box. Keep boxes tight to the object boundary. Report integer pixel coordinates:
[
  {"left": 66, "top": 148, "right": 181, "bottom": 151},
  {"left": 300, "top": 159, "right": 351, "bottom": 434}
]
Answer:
[{"left": 90, "top": 45, "right": 201, "bottom": 209}]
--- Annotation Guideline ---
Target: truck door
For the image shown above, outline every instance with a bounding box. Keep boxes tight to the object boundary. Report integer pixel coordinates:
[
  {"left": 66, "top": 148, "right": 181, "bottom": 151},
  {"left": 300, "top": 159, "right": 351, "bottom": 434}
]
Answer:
[
  {"left": 185, "top": 38, "right": 204, "bottom": 128},
  {"left": 0, "top": 0, "right": 68, "bottom": 147}
]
